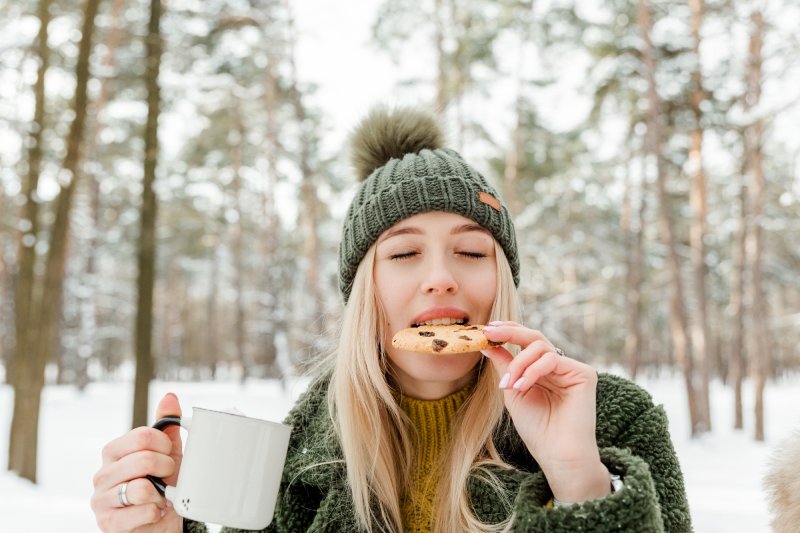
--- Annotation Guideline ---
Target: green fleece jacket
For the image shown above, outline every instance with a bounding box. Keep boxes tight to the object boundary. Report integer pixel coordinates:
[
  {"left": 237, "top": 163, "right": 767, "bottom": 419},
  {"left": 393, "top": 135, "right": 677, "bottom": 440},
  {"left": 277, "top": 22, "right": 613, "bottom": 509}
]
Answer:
[{"left": 186, "top": 373, "right": 692, "bottom": 532}]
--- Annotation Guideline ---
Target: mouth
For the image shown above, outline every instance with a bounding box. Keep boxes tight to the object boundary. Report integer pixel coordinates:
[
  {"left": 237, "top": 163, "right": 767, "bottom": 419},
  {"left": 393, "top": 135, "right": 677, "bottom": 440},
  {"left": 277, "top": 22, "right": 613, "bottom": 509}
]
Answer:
[
  {"left": 409, "top": 307, "right": 471, "bottom": 328},
  {"left": 411, "top": 317, "right": 469, "bottom": 327}
]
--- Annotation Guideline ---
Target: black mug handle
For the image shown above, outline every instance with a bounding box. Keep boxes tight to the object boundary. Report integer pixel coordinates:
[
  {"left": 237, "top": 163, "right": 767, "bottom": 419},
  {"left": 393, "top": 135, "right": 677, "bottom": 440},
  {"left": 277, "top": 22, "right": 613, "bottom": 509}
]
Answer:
[{"left": 146, "top": 416, "right": 182, "bottom": 496}]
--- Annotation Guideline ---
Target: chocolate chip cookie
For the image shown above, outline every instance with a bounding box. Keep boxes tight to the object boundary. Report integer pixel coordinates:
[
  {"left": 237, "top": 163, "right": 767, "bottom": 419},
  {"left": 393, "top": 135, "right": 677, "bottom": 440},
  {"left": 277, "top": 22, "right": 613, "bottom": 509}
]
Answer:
[{"left": 391, "top": 324, "right": 503, "bottom": 354}]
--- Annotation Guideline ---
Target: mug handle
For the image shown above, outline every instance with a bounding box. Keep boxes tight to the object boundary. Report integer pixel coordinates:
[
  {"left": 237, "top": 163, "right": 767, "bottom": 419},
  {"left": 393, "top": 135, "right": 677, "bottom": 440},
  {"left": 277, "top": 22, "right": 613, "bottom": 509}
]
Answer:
[{"left": 146, "top": 416, "right": 183, "bottom": 496}]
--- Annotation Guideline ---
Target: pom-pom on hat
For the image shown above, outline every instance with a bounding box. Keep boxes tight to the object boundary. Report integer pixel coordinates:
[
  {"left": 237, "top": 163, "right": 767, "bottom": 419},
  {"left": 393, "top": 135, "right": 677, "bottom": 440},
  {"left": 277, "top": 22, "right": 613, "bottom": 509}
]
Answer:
[{"left": 338, "top": 106, "right": 519, "bottom": 302}]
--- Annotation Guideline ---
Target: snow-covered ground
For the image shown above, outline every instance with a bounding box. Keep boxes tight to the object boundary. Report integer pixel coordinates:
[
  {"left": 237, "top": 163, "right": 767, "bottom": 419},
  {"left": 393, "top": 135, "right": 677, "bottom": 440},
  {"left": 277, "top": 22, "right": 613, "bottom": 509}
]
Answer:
[{"left": 1, "top": 370, "right": 797, "bottom": 532}]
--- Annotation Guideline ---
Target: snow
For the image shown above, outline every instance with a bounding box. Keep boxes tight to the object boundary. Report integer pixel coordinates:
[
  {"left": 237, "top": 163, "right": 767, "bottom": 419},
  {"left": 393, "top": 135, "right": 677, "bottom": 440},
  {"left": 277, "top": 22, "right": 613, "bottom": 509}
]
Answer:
[
  {"left": 637, "top": 373, "right": 800, "bottom": 533},
  {"left": 1, "top": 371, "right": 797, "bottom": 532}
]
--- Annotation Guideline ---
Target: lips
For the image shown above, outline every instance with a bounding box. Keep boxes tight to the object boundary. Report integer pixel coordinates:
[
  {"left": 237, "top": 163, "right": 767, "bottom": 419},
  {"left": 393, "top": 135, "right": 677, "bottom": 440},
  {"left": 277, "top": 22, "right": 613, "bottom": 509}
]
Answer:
[{"left": 410, "top": 307, "right": 470, "bottom": 327}]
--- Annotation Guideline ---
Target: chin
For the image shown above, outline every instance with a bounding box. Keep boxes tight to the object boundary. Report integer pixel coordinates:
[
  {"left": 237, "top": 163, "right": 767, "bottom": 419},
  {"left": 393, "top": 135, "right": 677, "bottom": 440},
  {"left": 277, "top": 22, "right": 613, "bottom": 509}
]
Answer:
[{"left": 394, "top": 350, "right": 481, "bottom": 384}]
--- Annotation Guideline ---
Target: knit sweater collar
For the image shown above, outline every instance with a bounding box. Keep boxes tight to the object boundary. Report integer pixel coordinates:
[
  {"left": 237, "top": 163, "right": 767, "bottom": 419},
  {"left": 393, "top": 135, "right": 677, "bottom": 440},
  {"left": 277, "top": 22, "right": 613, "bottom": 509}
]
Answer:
[{"left": 399, "top": 386, "right": 471, "bottom": 442}]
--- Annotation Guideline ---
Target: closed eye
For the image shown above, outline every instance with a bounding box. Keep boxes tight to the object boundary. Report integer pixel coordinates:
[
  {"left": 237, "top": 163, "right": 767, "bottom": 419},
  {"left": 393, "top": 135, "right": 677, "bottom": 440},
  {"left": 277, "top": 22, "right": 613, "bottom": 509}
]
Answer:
[
  {"left": 459, "top": 251, "right": 487, "bottom": 259},
  {"left": 390, "top": 251, "right": 418, "bottom": 261}
]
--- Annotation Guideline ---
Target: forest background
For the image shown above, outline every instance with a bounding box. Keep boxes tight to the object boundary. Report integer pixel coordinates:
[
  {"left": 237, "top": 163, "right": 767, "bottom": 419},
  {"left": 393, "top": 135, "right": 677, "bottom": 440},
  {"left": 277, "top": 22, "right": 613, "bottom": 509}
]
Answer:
[{"left": 1, "top": 0, "right": 799, "bottom": 526}]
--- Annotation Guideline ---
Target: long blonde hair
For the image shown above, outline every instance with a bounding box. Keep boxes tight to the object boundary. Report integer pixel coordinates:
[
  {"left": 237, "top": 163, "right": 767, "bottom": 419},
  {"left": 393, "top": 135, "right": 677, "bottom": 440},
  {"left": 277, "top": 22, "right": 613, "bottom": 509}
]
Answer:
[{"left": 324, "top": 241, "right": 521, "bottom": 532}]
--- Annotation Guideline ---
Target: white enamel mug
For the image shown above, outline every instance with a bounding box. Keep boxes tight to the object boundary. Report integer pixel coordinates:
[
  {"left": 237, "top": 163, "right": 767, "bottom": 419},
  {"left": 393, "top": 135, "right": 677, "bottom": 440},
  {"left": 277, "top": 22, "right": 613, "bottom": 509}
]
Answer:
[{"left": 147, "top": 408, "right": 292, "bottom": 530}]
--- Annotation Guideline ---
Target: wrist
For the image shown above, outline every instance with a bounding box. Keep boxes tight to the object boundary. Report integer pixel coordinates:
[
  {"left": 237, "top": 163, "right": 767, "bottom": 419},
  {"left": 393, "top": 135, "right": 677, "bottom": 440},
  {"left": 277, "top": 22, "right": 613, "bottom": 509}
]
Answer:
[{"left": 544, "top": 459, "right": 611, "bottom": 504}]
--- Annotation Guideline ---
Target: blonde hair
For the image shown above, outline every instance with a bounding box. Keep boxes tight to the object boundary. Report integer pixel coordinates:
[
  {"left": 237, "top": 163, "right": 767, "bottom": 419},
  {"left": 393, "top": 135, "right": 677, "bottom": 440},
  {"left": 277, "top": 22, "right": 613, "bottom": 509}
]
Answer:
[{"left": 323, "top": 240, "right": 521, "bottom": 532}]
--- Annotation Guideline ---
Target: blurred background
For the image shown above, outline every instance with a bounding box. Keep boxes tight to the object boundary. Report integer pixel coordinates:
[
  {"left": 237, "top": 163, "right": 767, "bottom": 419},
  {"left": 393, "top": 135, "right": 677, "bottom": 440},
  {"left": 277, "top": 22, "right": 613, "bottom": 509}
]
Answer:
[{"left": 1, "top": 0, "right": 799, "bottom": 530}]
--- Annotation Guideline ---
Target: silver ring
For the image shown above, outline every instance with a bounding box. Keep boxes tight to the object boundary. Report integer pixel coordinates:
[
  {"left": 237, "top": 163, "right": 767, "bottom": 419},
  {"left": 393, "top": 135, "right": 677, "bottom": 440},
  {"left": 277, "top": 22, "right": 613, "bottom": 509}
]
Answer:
[
  {"left": 118, "top": 481, "right": 132, "bottom": 507},
  {"left": 555, "top": 347, "right": 566, "bottom": 357}
]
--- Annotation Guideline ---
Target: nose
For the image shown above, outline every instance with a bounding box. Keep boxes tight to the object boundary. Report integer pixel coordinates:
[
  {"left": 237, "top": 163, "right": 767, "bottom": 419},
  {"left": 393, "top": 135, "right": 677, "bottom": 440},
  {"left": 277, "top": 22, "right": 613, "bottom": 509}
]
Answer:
[{"left": 421, "top": 255, "right": 458, "bottom": 295}]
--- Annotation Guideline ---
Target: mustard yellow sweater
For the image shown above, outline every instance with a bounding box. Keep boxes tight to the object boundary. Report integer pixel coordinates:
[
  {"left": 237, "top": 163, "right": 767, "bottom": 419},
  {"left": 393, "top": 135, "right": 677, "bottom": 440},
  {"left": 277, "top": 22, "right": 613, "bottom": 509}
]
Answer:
[{"left": 399, "top": 387, "right": 469, "bottom": 533}]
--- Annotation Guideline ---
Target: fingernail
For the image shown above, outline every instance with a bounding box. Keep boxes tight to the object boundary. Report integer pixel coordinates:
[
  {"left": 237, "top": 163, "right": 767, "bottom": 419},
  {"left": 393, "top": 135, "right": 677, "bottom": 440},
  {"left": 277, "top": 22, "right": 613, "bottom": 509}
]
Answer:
[
  {"left": 165, "top": 392, "right": 177, "bottom": 400},
  {"left": 499, "top": 373, "right": 511, "bottom": 388},
  {"left": 488, "top": 321, "right": 503, "bottom": 326},
  {"left": 161, "top": 507, "right": 167, "bottom": 518},
  {"left": 166, "top": 500, "right": 173, "bottom": 508},
  {"left": 480, "top": 350, "right": 489, "bottom": 357},
  {"left": 513, "top": 377, "right": 526, "bottom": 390}
]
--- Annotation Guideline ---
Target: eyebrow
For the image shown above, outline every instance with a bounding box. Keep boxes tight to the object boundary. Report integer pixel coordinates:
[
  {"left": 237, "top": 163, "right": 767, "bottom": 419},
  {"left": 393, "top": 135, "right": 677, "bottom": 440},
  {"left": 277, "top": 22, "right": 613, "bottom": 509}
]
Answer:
[{"left": 378, "top": 223, "right": 490, "bottom": 242}]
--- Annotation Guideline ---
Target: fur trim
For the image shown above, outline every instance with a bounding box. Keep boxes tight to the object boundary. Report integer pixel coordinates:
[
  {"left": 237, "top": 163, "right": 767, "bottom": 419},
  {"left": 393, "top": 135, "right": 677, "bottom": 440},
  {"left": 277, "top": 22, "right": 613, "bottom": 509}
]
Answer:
[
  {"left": 764, "top": 430, "right": 800, "bottom": 532},
  {"left": 349, "top": 105, "right": 444, "bottom": 182}
]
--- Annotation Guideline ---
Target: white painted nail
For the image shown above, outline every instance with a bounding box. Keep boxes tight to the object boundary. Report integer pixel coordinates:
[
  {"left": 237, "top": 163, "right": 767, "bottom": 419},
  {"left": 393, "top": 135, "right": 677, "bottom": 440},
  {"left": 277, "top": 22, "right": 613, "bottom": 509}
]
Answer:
[
  {"left": 499, "top": 373, "right": 511, "bottom": 388},
  {"left": 512, "top": 377, "right": 526, "bottom": 390}
]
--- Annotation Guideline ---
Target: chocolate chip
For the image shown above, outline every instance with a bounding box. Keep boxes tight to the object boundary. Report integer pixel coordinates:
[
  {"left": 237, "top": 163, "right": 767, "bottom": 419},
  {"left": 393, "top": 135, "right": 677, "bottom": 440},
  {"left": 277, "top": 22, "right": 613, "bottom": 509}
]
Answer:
[
  {"left": 466, "top": 326, "right": 478, "bottom": 330},
  {"left": 459, "top": 335, "right": 472, "bottom": 341},
  {"left": 432, "top": 339, "right": 448, "bottom": 352},
  {"left": 418, "top": 331, "right": 435, "bottom": 337}
]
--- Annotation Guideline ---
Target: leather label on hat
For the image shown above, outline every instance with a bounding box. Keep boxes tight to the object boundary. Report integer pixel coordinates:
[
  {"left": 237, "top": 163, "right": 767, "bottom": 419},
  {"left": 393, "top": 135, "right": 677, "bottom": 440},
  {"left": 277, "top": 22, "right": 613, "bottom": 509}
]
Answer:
[{"left": 478, "top": 191, "right": 501, "bottom": 211}]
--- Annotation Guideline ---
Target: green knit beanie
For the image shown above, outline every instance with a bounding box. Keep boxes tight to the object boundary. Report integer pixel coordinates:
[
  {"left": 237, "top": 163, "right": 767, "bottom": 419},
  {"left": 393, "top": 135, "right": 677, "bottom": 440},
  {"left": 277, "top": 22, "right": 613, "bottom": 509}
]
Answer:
[{"left": 338, "top": 106, "right": 519, "bottom": 302}]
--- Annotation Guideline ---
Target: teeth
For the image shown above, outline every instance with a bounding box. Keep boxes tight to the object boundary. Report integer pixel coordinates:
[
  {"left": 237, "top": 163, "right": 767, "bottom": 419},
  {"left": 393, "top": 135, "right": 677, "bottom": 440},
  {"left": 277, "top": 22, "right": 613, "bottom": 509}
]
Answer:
[{"left": 416, "top": 318, "right": 466, "bottom": 326}]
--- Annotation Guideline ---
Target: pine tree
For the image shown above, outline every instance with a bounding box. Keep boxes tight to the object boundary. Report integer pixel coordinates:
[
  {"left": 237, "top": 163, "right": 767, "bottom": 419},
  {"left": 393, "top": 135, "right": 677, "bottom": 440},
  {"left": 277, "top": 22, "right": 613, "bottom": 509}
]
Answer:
[
  {"left": 9, "top": 0, "right": 101, "bottom": 481},
  {"left": 132, "top": 0, "right": 163, "bottom": 428}
]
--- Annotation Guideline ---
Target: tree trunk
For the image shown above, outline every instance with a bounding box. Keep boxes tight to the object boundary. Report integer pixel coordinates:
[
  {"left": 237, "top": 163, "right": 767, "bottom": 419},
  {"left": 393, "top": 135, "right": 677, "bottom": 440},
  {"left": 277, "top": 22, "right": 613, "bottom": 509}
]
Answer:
[
  {"left": 433, "top": 0, "right": 447, "bottom": 115},
  {"left": 623, "top": 151, "right": 646, "bottom": 379},
  {"left": 73, "top": 148, "right": 102, "bottom": 390},
  {"left": 0, "top": 253, "right": 10, "bottom": 381},
  {"left": 260, "top": 48, "right": 281, "bottom": 377},
  {"left": 729, "top": 185, "right": 747, "bottom": 430},
  {"left": 205, "top": 245, "right": 220, "bottom": 379},
  {"left": 688, "top": 0, "right": 711, "bottom": 432},
  {"left": 8, "top": 0, "right": 52, "bottom": 475},
  {"left": 158, "top": 256, "right": 180, "bottom": 380},
  {"left": 178, "top": 279, "right": 190, "bottom": 372},
  {"left": 76, "top": 0, "right": 126, "bottom": 388},
  {"left": 11, "top": 0, "right": 52, "bottom": 379},
  {"left": 230, "top": 99, "right": 249, "bottom": 382},
  {"left": 637, "top": 0, "right": 699, "bottom": 436},
  {"left": 132, "top": 0, "right": 163, "bottom": 429},
  {"left": 295, "top": 109, "right": 324, "bottom": 335},
  {"left": 744, "top": 10, "right": 769, "bottom": 442},
  {"left": 9, "top": 0, "right": 100, "bottom": 482}
]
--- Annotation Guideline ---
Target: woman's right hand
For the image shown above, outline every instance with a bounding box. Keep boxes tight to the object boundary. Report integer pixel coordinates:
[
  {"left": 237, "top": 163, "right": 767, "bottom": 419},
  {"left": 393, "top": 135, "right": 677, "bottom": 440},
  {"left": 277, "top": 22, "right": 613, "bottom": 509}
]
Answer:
[{"left": 91, "top": 393, "right": 184, "bottom": 532}]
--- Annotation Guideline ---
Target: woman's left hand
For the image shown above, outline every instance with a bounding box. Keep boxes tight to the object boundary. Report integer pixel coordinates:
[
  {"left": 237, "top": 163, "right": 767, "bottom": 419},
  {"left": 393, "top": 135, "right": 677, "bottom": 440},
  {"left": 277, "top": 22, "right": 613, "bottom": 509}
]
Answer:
[{"left": 481, "top": 321, "right": 611, "bottom": 503}]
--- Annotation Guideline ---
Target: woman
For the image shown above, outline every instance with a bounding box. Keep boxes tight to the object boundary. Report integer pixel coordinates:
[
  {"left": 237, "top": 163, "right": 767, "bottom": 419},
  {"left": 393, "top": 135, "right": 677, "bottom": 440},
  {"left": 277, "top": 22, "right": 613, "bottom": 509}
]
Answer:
[{"left": 91, "top": 106, "right": 692, "bottom": 532}]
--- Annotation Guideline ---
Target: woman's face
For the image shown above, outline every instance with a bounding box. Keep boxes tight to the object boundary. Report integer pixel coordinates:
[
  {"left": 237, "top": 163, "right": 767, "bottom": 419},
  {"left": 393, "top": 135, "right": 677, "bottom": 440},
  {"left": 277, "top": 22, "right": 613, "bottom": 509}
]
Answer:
[{"left": 374, "top": 211, "right": 497, "bottom": 400}]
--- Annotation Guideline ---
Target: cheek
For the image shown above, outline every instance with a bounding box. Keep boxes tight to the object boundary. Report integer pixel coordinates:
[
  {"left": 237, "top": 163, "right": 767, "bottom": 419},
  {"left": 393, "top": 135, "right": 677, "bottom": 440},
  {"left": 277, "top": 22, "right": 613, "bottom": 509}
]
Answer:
[
  {"left": 465, "top": 267, "right": 497, "bottom": 315},
  {"left": 374, "top": 269, "right": 412, "bottom": 330}
]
